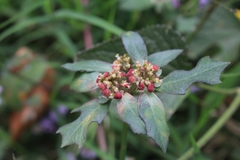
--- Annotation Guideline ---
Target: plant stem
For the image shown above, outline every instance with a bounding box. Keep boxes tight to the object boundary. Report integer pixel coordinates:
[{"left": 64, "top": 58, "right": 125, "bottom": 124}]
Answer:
[
  {"left": 198, "top": 83, "right": 238, "bottom": 95},
  {"left": 186, "top": 0, "right": 220, "bottom": 44},
  {"left": 178, "top": 91, "right": 240, "bottom": 160},
  {"left": 119, "top": 123, "right": 129, "bottom": 160}
]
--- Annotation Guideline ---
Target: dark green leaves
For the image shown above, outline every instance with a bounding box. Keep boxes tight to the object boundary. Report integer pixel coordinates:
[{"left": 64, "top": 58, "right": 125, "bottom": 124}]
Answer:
[
  {"left": 157, "top": 56, "right": 230, "bottom": 94},
  {"left": 76, "top": 25, "right": 185, "bottom": 63},
  {"left": 148, "top": 49, "right": 183, "bottom": 67},
  {"left": 138, "top": 92, "right": 169, "bottom": 152},
  {"left": 57, "top": 100, "right": 108, "bottom": 148},
  {"left": 62, "top": 60, "right": 112, "bottom": 72},
  {"left": 117, "top": 93, "right": 146, "bottom": 134},
  {"left": 71, "top": 72, "right": 99, "bottom": 92},
  {"left": 122, "top": 31, "right": 148, "bottom": 64}
]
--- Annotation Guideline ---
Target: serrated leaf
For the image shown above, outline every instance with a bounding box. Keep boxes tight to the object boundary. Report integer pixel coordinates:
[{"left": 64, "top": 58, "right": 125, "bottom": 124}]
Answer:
[
  {"left": 76, "top": 25, "right": 186, "bottom": 63},
  {"left": 157, "top": 56, "right": 230, "bottom": 94},
  {"left": 57, "top": 100, "right": 108, "bottom": 148},
  {"left": 121, "top": 31, "right": 148, "bottom": 64},
  {"left": 138, "top": 92, "right": 169, "bottom": 152},
  {"left": 117, "top": 93, "right": 146, "bottom": 134},
  {"left": 62, "top": 60, "right": 112, "bottom": 72},
  {"left": 148, "top": 49, "right": 183, "bottom": 67},
  {"left": 71, "top": 72, "right": 99, "bottom": 92}
]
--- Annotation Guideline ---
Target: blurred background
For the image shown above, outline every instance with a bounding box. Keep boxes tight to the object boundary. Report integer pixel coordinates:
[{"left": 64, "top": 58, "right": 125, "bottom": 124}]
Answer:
[{"left": 0, "top": 0, "right": 240, "bottom": 160}]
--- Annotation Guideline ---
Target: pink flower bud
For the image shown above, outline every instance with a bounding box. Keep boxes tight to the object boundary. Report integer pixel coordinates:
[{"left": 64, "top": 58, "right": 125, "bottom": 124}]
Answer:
[
  {"left": 138, "top": 83, "right": 145, "bottom": 90},
  {"left": 121, "top": 72, "right": 127, "bottom": 77},
  {"left": 114, "top": 92, "right": 122, "bottom": 99},
  {"left": 98, "top": 83, "right": 106, "bottom": 90},
  {"left": 102, "top": 89, "right": 111, "bottom": 97},
  {"left": 103, "top": 72, "right": 109, "bottom": 78},
  {"left": 128, "top": 76, "right": 135, "bottom": 83},
  {"left": 147, "top": 84, "right": 155, "bottom": 92},
  {"left": 127, "top": 68, "right": 133, "bottom": 76},
  {"left": 152, "top": 65, "right": 159, "bottom": 72}
]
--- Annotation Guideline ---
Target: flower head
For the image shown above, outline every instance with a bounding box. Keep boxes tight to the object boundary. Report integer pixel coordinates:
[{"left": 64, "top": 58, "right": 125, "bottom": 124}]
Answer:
[{"left": 96, "top": 54, "right": 162, "bottom": 99}]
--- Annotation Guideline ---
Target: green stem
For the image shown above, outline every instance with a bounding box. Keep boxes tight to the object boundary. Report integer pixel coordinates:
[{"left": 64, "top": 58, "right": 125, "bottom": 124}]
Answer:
[
  {"left": 119, "top": 123, "right": 129, "bottom": 160},
  {"left": 186, "top": 0, "right": 220, "bottom": 44},
  {"left": 198, "top": 83, "right": 238, "bottom": 95},
  {"left": 178, "top": 91, "right": 240, "bottom": 160}
]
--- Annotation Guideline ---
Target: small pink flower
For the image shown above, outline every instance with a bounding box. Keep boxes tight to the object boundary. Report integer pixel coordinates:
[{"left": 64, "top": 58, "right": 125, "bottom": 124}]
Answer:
[
  {"left": 103, "top": 72, "right": 109, "bottom": 78},
  {"left": 102, "top": 89, "right": 111, "bottom": 97},
  {"left": 138, "top": 83, "right": 145, "bottom": 90},
  {"left": 128, "top": 76, "right": 135, "bottom": 83},
  {"left": 98, "top": 83, "right": 106, "bottom": 90},
  {"left": 152, "top": 65, "right": 159, "bottom": 72},
  {"left": 114, "top": 92, "right": 122, "bottom": 99},
  {"left": 147, "top": 84, "right": 155, "bottom": 92}
]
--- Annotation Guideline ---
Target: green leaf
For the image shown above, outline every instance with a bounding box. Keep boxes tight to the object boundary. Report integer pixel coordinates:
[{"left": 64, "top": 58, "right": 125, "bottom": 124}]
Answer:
[
  {"left": 117, "top": 93, "right": 146, "bottom": 134},
  {"left": 121, "top": 31, "right": 148, "bottom": 64},
  {"left": 148, "top": 49, "right": 183, "bottom": 67},
  {"left": 98, "top": 92, "right": 109, "bottom": 104},
  {"left": 157, "top": 56, "right": 230, "bottom": 94},
  {"left": 54, "top": 10, "right": 124, "bottom": 36},
  {"left": 76, "top": 25, "right": 185, "bottom": 63},
  {"left": 62, "top": 60, "right": 112, "bottom": 72},
  {"left": 138, "top": 92, "right": 169, "bottom": 152},
  {"left": 189, "top": 7, "right": 240, "bottom": 62},
  {"left": 71, "top": 72, "right": 99, "bottom": 92},
  {"left": 119, "top": 0, "right": 153, "bottom": 11},
  {"left": 57, "top": 100, "right": 108, "bottom": 148},
  {"left": 155, "top": 92, "right": 188, "bottom": 120}
]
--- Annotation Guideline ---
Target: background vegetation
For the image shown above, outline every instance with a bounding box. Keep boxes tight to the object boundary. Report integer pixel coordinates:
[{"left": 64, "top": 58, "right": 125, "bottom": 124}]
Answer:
[{"left": 0, "top": 0, "right": 240, "bottom": 159}]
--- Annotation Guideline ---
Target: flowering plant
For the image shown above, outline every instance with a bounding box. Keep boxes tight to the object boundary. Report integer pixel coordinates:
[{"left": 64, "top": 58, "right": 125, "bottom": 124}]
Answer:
[{"left": 57, "top": 30, "right": 229, "bottom": 154}]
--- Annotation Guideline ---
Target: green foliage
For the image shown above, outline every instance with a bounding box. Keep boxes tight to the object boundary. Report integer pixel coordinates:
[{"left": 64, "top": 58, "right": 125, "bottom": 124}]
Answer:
[
  {"left": 70, "top": 72, "right": 99, "bottom": 92},
  {"left": 157, "top": 56, "right": 230, "bottom": 94},
  {"left": 117, "top": 93, "right": 146, "bottom": 134},
  {"left": 138, "top": 92, "right": 169, "bottom": 152},
  {"left": 121, "top": 31, "right": 148, "bottom": 64},
  {"left": 76, "top": 25, "right": 186, "bottom": 62},
  {"left": 57, "top": 100, "right": 108, "bottom": 147},
  {"left": 148, "top": 49, "right": 183, "bottom": 67},
  {"left": 62, "top": 60, "right": 112, "bottom": 72}
]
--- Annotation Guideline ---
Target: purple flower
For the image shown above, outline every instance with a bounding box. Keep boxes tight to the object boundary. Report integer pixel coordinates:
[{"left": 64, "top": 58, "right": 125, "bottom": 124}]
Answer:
[
  {"left": 172, "top": 0, "right": 180, "bottom": 9},
  {"left": 191, "top": 85, "right": 200, "bottom": 93},
  {"left": 199, "top": 0, "right": 209, "bottom": 7},
  {"left": 48, "top": 110, "right": 58, "bottom": 123},
  {"left": 39, "top": 117, "right": 57, "bottom": 133},
  {"left": 66, "top": 152, "right": 77, "bottom": 160},
  {"left": 57, "top": 104, "right": 69, "bottom": 116},
  {"left": 79, "top": 147, "right": 97, "bottom": 159}
]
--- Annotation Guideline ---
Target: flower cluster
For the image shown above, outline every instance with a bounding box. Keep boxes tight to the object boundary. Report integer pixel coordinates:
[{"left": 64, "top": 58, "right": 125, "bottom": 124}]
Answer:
[{"left": 96, "top": 54, "right": 162, "bottom": 99}]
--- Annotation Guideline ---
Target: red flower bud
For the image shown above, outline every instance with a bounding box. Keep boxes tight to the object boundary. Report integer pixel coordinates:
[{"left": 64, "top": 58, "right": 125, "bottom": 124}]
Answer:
[
  {"left": 102, "top": 89, "right": 111, "bottom": 97},
  {"left": 147, "top": 84, "right": 155, "bottom": 92},
  {"left": 138, "top": 83, "right": 145, "bottom": 90},
  {"left": 103, "top": 72, "right": 109, "bottom": 78},
  {"left": 127, "top": 68, "right": 133, "bottom": 76},
  {"left": 96, "top": 75, "right": 101, "bottom": 83},
  {"left": 114, "top": 92, "right": 122, "bottom": 99},
  {"left": 98, "top": 83, "right": 106, "bottom": 90},
  {"left": 121, "top": 72, "right": 127, "bottom": 77},
  {"left": 128, "top": 76, "right": 135, "bottom": 83},
  {"left": 152, "top": 65, "right": 159, "bottom": 72}
]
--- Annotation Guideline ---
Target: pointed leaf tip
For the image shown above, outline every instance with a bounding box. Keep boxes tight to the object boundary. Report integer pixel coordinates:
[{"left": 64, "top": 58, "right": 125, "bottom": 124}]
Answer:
[
  {"left": 138, "top": 92, "right": 169, "bottom": 152},
  {"left": 121, "top": 31, "right": 148, "bottom": 64},
  {"left": 148, "top": 49, "right": 183, "bottom": 67},
  {"left": 57, "top": 100, "right": 108, "bottom": 148},
  {"left": 157, "top": 56, "right": 230, "bottom": 94}
]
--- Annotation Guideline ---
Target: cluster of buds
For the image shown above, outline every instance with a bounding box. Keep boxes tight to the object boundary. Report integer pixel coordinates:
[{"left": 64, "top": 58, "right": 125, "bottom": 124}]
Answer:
[{"left": 96, "top": 54, "right": 162, "bottom": 99}]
